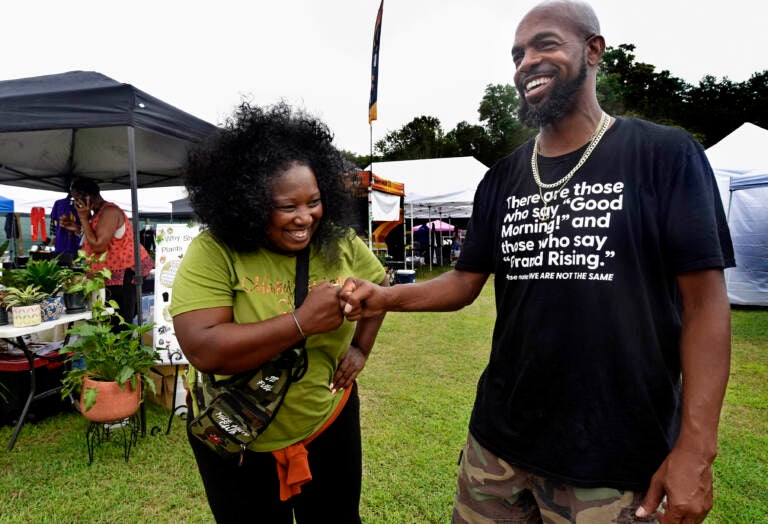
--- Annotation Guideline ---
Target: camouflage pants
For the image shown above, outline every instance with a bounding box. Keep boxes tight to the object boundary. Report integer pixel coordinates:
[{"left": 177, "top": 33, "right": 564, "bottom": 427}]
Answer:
[{"left": 452, "top": 433, "right": 658, "bottom": 523}]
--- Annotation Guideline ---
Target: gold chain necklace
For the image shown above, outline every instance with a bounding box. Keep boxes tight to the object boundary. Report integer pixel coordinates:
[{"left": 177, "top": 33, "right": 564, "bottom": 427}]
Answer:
[{"left": 531, "top": 111, "right": 610, "bottom": 191}]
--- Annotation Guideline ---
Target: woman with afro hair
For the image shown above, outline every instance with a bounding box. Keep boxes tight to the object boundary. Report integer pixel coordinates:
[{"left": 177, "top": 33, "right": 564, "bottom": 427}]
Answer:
[{"left": 170, "top": 102, "right": 387, "bottom": 523}]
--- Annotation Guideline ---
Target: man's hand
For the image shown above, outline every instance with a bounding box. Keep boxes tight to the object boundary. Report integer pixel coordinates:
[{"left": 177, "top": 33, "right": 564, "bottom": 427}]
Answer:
[
  {"left": 340, "top": 278, "right": 387, "bottom": 321},
  {"left": 331, "top": 345, "right": 367, "bottom": 392},
  {"left": 636, "top": 447, "right": 714, "bottom": 523}
]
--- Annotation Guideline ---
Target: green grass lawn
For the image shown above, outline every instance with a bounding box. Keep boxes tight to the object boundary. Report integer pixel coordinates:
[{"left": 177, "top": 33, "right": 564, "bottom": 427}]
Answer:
[{"left": 1, "top": 272, "right": 765, "bottom": 523}]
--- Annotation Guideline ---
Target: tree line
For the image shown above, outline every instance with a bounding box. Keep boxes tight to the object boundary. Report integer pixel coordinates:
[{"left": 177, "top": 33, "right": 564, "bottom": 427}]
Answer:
[{"left": 345, "top": 44, "right": 768, "bottom": 168}]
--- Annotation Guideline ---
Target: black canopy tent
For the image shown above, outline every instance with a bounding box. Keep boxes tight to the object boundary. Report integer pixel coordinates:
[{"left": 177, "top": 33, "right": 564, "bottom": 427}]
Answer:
[
  {"left": 0, "top": 70, "right": 217, "bottom": 323},
  {"left": 170, "top": 196, "right": 194, "bottom": 216}
]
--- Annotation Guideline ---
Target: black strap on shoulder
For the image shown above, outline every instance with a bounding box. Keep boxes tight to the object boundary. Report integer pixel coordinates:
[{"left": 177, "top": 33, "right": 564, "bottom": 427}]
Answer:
[
  {"left": 294, "top": 247, "right": 310, "bottom": 308},
  {"left": 202, "top": 247, "right": 312, "bottom": 391},
  {"left": 290, "top": 247, "right": 310, "bottom": 380}
]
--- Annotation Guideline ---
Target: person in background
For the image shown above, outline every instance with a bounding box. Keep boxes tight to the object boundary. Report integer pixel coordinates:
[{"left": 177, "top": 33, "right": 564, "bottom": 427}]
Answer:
[
  {"left": 170, "top": 102, "right": 387, "bottom": 523},
  {"left": 341, "top": 1, "right": 733, "bottom": 522},
  {"left": 61, "top": 178, "right": 153, "bottom": 326},
  {"left": 49, "top": 192, "right": 81, "bottom": 265},
  {"left": 450, "top": 233, "right": 462, "bottom": 264},
  {"left": 139, "top": 219, "right": 156, "bottom": 258}
]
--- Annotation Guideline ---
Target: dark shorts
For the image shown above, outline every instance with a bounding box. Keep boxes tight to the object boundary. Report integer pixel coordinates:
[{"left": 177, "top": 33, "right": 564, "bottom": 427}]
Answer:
[{"left": 452, "top": 432, "right": 658, "bottom": 523}]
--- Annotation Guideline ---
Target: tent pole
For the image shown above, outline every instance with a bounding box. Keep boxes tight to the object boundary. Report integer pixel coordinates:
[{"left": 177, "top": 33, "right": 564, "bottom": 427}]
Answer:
[
  {"left": 127, "top": 126, "right": 146, "bottom": 438},
  {"left": 409, "top": 203, "right": 414, "bottom": 270},
  {"left": 439, "top": 210, "right": 443, "bottom": 266},
  {"left": 127, "top": 127, "right": 143, "bottom": 331},
  {"left": 727, "top": 189, "right": 733, "bottom": 221},
  {"left": 401, "top": 198, "right": 405, "bottom": 272},
  {"left": 428, "top": 205, "right": 432, "bottom": 271},
  {"left": 368, "top": 127, "right": 373, "bottom": 250},
  {"left": 367, "top": 182, "right": 373, "bottom": 251}
]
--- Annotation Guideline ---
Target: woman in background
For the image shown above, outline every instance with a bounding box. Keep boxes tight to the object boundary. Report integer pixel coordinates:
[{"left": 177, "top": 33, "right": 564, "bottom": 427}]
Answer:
[{"left": 62, "top": 178, "right": 152, "bottom": 326}]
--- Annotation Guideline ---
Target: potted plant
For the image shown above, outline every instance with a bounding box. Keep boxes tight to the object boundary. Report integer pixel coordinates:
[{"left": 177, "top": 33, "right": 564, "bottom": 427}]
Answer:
[
  {"left": 1, "top": 258, "right": 68, "bottom": 321},
  {"left": 58, "top": 251, "right": 111, "bottom": 314},
  {"left": 59, "top": 270, "right": 89, "bottom": 313},
  {"left": 59, "top": 297, "right": 159, "bottom": 422},
  {"left": 3, "top": 285, "right": 48, "bottom": 327}
]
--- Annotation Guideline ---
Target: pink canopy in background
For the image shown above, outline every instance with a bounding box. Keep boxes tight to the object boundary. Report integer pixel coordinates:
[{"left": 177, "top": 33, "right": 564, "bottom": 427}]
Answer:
[{"left": 412, "top": 219, "right": 455, "bottom": 232}]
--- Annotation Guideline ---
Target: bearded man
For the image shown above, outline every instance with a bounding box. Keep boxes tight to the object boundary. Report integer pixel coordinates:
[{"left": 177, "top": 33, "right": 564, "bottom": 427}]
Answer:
[{"left": 341, "top": 1, "right": 733, "bottom": 522}]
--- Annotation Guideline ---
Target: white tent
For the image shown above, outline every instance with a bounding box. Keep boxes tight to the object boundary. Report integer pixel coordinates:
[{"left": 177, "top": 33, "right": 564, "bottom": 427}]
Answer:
[
  {"left": 705, "top": 122, "right": 768, "bottom": 306},
  {"left": 0, "top": 184, "right": 188, "bottom": 215},
  {"left": 366, "top": 156, "right": 488, "bottom": 218}
]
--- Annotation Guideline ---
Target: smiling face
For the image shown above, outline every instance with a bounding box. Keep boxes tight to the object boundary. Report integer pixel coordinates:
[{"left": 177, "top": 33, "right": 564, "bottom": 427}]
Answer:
[
  {"left": 512, "top": 4, "right": 592, "bottom": 127},
  {"left": 265, "top": 162, "right": 323, "bottom": 254}
]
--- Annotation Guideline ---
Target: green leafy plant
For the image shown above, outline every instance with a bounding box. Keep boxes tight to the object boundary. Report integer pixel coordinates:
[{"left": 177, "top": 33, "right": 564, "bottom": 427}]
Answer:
[
  {"left": 60, "top": 298, "right": 159, "bottom": 412},
  {"left": 2, "top": 285, "right": 48, "bottom": 308},
  {"left": 57, "top": 249, "right": 158, "bottom": 412},
  {"left": 59, "top": 250, "right": 111, "bottom": 295},
  {"left": 58, "top": 270, "right": 87, "bottom": 294},
  {"left": 1, "top": 257, "right": 70, "bottom": 299}
]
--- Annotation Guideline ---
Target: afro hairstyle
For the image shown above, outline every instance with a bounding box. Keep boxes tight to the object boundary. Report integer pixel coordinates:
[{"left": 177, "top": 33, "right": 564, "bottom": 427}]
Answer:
[{"left": 184, "top": 101, "right": 355, "bottom": 255}]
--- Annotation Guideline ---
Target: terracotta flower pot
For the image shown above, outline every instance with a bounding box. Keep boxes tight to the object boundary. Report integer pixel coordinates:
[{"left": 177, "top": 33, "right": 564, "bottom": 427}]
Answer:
[{"left": 80, "top": 376, "right": 141, "bottom": 422}]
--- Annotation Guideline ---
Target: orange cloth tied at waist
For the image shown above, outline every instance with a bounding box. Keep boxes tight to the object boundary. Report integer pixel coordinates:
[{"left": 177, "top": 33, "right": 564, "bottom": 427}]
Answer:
[{"left": 271, "top": 385, "right": 352, "bottom": 502}]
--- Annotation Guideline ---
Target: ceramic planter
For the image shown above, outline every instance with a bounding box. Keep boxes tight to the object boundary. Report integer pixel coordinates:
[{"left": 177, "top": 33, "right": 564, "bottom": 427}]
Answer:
[
  {"left": 64, "top": 291, "right": 88, "bottom": 313},
  {"left": 11, "top": 304, "right": 42, "bottom": 327},
  {"left": 88, "top": 289, "right": 106, "bottom": 308},
  {"left": 41, "top": 296, "right": 65, "bottom": 322},
  {"left": 80, "top": 376, "right": 141, "bottom": 423}
]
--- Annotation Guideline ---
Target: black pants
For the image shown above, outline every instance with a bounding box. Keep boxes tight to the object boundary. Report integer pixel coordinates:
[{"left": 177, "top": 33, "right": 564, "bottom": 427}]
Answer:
[
  {"left": 187, "top": 384, "right": 362, "bottom": 524},
  {"left": 106, "top": 268, "right": 136, "bottom": 330}
]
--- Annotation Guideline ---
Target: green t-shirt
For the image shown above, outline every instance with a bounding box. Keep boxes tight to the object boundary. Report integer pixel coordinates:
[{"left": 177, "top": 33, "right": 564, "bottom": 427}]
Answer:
[{"left": 170, "top": 230, "right": 385, "bottom": 451}]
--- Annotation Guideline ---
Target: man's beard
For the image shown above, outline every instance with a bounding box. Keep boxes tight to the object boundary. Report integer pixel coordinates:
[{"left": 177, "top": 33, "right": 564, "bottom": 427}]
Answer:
[{"left": 517, "top": 61, "right": 588, "bottom": 128}]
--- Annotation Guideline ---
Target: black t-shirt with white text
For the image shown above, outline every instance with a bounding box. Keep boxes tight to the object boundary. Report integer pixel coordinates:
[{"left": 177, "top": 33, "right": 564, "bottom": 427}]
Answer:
[{"left": 456, "top": 117, "right": 734, "bottom": 490}]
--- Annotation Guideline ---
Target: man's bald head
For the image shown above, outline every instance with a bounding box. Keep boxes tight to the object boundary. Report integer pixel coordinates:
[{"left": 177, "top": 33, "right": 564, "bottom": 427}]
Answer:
[
  {"left": 513, "top": 0, "right": 604, "bottom": 128},
  {"left": 521, "top": 0, "right": 600, "bottom": 40}
]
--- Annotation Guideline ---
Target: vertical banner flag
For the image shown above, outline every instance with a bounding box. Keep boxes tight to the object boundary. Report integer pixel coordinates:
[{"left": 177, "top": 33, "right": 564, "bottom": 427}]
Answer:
[{"left": 369, "top": 0, "right": 383, "bottom": 124}]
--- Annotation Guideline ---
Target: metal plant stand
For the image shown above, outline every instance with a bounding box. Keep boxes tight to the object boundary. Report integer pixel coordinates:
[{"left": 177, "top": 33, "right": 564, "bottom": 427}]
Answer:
[
  {"left": 85, "top": 413, "right": 139, "bottom": 464},
  {"left": 150, "top": 350, "right": 188, "bottom": 436}
]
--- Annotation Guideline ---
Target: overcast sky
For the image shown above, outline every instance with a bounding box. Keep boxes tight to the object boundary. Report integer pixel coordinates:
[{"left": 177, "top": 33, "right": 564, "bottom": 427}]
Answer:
[{"left": 3, "top": 1, "right": 765, "bottom": 156}]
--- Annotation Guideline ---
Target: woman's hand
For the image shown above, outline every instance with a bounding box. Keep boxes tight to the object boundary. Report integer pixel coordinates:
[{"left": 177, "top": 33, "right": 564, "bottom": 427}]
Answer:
[
  {"left": 293, "top": 281, "right": 344, "bottom": 337},
  {"left": 59, "top": 215, "right": 80, "bottom": 233},
  {"left": 73, "top": 195, "right": 91, "bottom": 220},
  {"left": 331, "top": 345, "right": 367, "bottom": 392}
]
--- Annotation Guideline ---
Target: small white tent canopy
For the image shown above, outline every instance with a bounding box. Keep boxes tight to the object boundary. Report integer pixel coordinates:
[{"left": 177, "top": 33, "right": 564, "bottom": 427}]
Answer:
[
  {"left": 705, "top": 122, "right": 768, "bottom": 306},
  {"left": 366, "top": 156, "right": 488, "bottom": 218},
  {"left": 0, "top": 184, "right": 188, "bottom": 215}
]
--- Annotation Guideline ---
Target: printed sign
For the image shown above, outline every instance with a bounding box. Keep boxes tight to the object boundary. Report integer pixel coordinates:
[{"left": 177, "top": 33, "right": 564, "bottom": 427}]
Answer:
[{"left": 153, "top": 223, "right": 201, "bottom": 364}]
